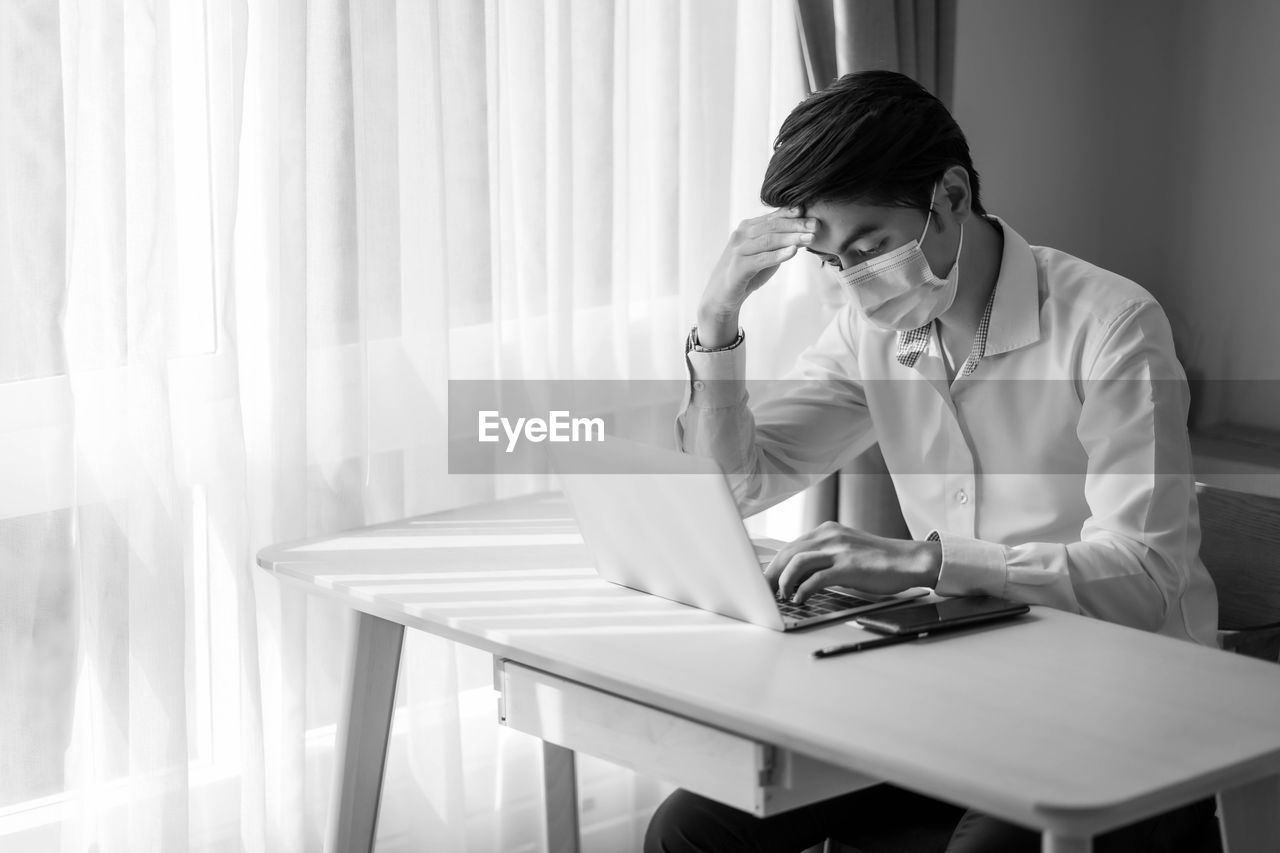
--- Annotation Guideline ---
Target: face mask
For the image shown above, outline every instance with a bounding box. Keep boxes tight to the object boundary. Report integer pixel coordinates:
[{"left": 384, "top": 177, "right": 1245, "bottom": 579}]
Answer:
[{"left": 832, "top": 187, "right": 963, "bottom": 331}]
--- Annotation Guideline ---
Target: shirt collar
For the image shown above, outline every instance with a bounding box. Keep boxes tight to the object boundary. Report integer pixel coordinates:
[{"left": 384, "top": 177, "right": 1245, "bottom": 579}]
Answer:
[
  {"left": 893, "top": 282, "right": 995, "bottom": 377},
  {"left": 892, "top": 214, "right": 1041, "bottom": 371},
  {"left": 980, "top": 215, "right": 1041, "bottom": 357}
]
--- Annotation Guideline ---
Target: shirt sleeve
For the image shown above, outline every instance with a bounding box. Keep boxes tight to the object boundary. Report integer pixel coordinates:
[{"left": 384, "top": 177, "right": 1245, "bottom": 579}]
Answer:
[
  {"left": 674, "top": 305, "right": 877, "bottom": 517},
  {"left": 933, "top": 299, "right": 1210, "bottom": 641}
]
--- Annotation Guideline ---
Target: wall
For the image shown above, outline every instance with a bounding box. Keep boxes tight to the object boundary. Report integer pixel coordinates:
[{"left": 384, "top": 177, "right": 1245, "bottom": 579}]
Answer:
[
  {"left": 952, "top": 0, "right": 1280, "bottom": 430},
  {"left": 952, "top": 0, "right": 1111, "bottom": 262},
  {"left": 1162, "top": 1, "right": 1280, "bottom": 427}
]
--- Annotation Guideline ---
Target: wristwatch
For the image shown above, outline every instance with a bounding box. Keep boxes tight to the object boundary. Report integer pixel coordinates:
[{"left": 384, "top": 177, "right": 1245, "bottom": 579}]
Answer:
[{"left": 686, "top": 325, "right": 744, "bottom": 354}]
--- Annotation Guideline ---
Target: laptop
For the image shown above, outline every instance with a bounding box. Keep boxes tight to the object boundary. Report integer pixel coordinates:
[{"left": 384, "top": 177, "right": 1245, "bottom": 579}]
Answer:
[{"left": 551, "top": 436, "right": 928, "bottom": 631}]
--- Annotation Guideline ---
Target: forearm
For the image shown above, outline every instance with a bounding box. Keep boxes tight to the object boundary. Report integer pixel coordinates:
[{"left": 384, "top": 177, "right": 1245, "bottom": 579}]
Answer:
[
  {"left": 913, "top": 539, "right": 943, "bottom": 588},
  {"left": 930, "top": 531, "right": 1174, "bottom": 634},
  {"left": 676, "top": 385, "right": 823, "bottom": 517},
  {"left": 675, "top": 344, "right": 876, "bottom": 517},
  {"left": 695, "top": 303, "right": 741, "bottom": 350}
]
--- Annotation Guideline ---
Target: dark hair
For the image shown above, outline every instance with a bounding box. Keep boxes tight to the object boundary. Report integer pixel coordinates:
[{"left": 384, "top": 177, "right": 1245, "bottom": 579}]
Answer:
[{"left": 760, "top": 70, "right": 985, "bottom": 216}]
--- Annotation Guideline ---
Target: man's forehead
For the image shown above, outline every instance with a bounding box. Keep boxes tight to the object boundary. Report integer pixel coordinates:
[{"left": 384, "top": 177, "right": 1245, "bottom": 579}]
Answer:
[
  {"left": 804, "top": 200, "right": 897, "bottom": 239},
  {"left": 804, "top": 199, "right": 899, "bottom": 228}
]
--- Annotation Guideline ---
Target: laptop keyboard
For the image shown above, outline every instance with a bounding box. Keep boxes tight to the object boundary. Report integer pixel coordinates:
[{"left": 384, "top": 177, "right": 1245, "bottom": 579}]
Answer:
[{"left": 775, "top": 588, "right": 870, "bottom": 622}]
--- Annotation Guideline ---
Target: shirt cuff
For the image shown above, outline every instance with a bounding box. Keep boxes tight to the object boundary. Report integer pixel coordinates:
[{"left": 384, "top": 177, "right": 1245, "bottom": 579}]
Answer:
[
  {"left": 929, "top": 530, "right": 1009, "bottom": 598},
  {"left": 686, "top": 332, "right": 747, "bottom": 409}
]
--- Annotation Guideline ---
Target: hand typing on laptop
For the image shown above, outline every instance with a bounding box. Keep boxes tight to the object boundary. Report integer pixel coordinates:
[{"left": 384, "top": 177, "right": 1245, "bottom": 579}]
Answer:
[{"left": 765, "top": 520, "right": 942, "bottom": 604}]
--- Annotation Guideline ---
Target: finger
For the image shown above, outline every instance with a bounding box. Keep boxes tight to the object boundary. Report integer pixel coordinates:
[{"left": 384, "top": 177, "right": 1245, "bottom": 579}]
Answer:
[
  {"left": 739, "top": 230, "right": 814, "bottom": 256},
  {"left": 735, "top": 209, "right": 810, "bottom": 238},
  {"left": 729, "top": 213, "right": 814, "bottom": 253},
  {"left": 778, "top": 551, "right": 834, "bottom": 601},
  {"left": 766, "top": 213, "right": 817, "bottom": 230},
  {"left": 733, "top": 208, "right": 799, "bottom": 238},
  {"left": 763, "top": 550, "right": 793, "bottom": 593},
  {"left": 793, "top": 567, "right": 843, "bottom": 604},
  {"left": 763, "top": 532, "right": 818, "bottom": 591},
  {"left": 742, "top": 244, "right": 799, "bottom": 273},
  {"left": 743, "top": 216, "right": 817, "bottom": 242}
]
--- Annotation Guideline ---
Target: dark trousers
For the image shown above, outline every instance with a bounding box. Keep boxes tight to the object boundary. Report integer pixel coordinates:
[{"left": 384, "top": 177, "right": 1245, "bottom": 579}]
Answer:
[{"left": 644, "top": 784, "right": 1221, "bottom": 853}]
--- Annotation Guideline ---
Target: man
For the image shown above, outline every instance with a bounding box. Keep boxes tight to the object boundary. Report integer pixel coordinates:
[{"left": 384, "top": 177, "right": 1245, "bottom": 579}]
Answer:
[{"left": 647, "top": 71, "right": 1221, "bottom": 852}]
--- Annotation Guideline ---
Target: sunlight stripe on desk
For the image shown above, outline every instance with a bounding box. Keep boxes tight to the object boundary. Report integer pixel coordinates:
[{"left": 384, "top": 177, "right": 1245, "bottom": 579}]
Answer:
[
  {"left": 407, "top": 518, "right": 577, "bottom": 526},
  {"left": 400, "top": 595, "right": 638, "bottom": 613},
  {"left": 446, "top": 608, "right": 688, "bottom": 624},
  {"left": 486, "top": 624, "right": 753, "bottom": 638},
  {"left": 313, "top": 567, "right": 598, "bottom": 583},
  {"left": 289, "top": 533, "right": 584, "bottom": 551},
  {"left": 320, "top": 579, "right": 607, "bottom": 594}
]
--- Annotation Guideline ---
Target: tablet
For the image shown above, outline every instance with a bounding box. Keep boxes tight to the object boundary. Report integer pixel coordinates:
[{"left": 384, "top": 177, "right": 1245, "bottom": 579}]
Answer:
[{"left": 854, "top": 595, "right": 1030, "bottom": 636}]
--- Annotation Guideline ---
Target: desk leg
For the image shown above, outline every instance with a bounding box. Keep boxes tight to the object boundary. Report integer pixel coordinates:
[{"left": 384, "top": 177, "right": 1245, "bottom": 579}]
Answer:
[
  {"left": 326, "top": 613, "right": 404, "bottom": 853},
  {"left": 1217, "top": 773, "right": 1280, "bottom": 853},
  {"left": 542, "top": 741, "right": 581, "bottom": 853},
  {"left": 1041, "top": 833, "right": 1091, "bottom": 853}
]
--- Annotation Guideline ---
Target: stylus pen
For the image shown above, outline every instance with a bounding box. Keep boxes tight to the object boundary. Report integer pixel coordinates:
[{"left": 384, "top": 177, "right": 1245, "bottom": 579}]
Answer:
[{"left": 813, "top": 631, "right": 930, "bottom": 659}]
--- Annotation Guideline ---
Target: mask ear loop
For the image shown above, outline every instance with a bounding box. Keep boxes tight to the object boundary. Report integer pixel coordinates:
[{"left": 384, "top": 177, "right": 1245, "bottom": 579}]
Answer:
[{"left": 918, "top": 180, "right": 941, "bottom": 245}]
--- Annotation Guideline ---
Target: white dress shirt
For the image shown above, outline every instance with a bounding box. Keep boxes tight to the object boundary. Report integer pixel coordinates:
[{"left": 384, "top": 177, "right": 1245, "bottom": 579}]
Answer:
[{"left": 676, "top": 217, "right": 1219, "bottom": 646}]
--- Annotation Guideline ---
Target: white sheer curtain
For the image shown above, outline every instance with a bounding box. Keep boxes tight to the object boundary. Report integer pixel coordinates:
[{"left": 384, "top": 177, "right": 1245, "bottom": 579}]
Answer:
[{"left": 0, "top": 0, "right": 822, "bottom": 850}]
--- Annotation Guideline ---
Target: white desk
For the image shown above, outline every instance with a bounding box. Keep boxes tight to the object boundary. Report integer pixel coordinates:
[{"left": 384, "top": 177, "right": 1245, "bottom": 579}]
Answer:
[{"left": 258, "top": 492, "right": 1280, "bottom": 853}]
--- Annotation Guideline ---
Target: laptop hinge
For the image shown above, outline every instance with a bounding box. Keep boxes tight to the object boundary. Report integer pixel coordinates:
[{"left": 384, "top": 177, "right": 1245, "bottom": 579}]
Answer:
[
  {"left": 756, "top": 744, "right": 777, "bottom": 788},
  {"left": 494, "top": 657, "right": 508, "bottom": 723}
]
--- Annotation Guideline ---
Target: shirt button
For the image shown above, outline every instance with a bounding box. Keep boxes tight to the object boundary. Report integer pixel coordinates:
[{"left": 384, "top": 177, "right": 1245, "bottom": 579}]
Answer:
[
  {"left": 693, "top": 381, "right": 705, "bottom": 390},
  {"left": 956, "top": 489, "right": 969, "bottom": 504}
]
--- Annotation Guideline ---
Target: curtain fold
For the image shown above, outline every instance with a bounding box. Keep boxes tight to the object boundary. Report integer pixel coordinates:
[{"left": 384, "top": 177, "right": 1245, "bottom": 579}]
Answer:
[
  {"left": 1, "top": 1, "right": 814, "bottom": 849},
  {"left": 792, "top": 0, "right": 956, "bottom": 537},
  {"left": 794, "top": 0, "right": 956, "bottom": 99}
]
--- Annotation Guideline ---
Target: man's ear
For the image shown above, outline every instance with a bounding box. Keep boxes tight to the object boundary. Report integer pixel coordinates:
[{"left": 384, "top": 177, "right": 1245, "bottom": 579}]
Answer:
[{"left": 940, "top": 164, "right": 972, "bottom": 223}]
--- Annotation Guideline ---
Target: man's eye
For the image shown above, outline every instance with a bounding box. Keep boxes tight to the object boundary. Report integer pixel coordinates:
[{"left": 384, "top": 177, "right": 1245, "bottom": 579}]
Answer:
[
  {"left": 805, "top": 248, "right": 842, "bottom": 268},
  {"left": 851, "top": 241, "right": 886, "bottom": 260}
]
